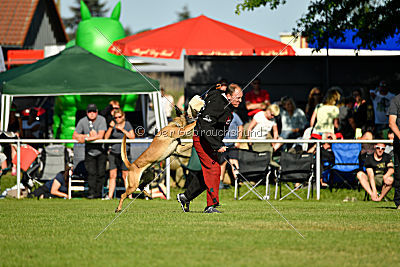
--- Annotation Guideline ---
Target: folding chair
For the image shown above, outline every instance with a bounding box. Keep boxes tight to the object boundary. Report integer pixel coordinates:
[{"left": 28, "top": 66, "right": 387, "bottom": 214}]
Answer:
[
  {"left": 327, "top": 143, "right": 361, "bottom": 190},
  {"left": 40, "top": 145, "right": 67, "bottom": 181},
  {"left": 235, "top": 149, "right": 272, "bottom": 200},
  {"left": 275, "top": 152, "right": 314, "bottom": 200}
]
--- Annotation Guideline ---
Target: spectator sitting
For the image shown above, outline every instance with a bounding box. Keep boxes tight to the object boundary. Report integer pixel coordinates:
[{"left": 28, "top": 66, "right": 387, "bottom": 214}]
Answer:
[
  {"left": 247, "top": 104, "right": 282, "bottom": 153},
  {"left": 338, "top": 96, "right": 356, "bottom": 139},
  {"left": 219, "top": 111, "right": 243, "bottom": 188},
  {"left": 370, "top": 80, "right": 395, "bottom": 135},
  {"left": 356, "top": 142, "right": 394, "bottom": 201},
  {"left": 104, "top": 109, "right": 135, "bottom": 200},
  {"left": 305, "top": 87, "right": 323, "bottom": 121},
  {"left": 29, "top": 167, "right": 70, "bottom": 199},
  {"left": 245, "top": 78, "right": 270, "bottom": 118},
  {"left": 280, "top": 98, "right": 308, "bottom": 140}
]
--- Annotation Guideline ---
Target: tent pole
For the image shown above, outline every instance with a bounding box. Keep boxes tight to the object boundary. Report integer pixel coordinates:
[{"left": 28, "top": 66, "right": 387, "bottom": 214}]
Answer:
[{"left": 1, "top": 94, "right": 12, "bottom": 131}]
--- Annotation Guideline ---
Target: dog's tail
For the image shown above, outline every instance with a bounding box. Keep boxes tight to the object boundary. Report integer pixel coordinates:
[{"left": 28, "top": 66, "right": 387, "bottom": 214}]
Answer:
[{"left": 121, "top": 135, "right": 132, "bottom": 169}]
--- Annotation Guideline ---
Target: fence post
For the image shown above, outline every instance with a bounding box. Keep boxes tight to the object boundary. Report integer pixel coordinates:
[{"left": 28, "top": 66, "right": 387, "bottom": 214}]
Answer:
[
  {"left": 16, "top": 140, "right": 21, "bottom": 199},
  {"left": 316, "top": 140, "right": 321, "bottom": 200}
]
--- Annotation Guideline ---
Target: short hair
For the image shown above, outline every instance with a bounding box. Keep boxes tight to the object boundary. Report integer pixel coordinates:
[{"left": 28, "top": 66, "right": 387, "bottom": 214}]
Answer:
[
  {"left": 267, "top": 104, "right": 280, "bottom": 116},
  {"left": 226, "top": 83, "right": 241, "bottom": 95}
]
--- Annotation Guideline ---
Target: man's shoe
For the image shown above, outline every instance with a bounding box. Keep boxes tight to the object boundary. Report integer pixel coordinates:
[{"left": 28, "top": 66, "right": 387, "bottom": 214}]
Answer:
[
  {"left": 203, "top": 206, "right": 221, "bottom": 213},
  {"left": 177, "top": 193, "right": 190, "bottom": 212}
]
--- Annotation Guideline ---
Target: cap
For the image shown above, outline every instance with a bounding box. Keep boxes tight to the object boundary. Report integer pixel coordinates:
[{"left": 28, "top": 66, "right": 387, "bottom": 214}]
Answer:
[{"left": 86, "top": 103, "right": 98, "bottom": 112}]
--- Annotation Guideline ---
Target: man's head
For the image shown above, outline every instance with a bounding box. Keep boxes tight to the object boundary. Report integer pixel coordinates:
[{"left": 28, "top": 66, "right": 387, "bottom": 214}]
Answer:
[
  {"left": 251, "top": 78, "right": 261, "bottom": 90},
  {"left": 374, "top": 143, "right": 386, "bottom": 157},
  {"left": 109, "top": 100, "right": 120, "bottom": 116},
  {"left": 378, "top": 80, "right": 388, "bottom": 94},
  {"left": 86, "top": 103, "right": 98, "bottom": 121},
  {"left": 226, "top": 83, "right": 243, "bottom": 108}
]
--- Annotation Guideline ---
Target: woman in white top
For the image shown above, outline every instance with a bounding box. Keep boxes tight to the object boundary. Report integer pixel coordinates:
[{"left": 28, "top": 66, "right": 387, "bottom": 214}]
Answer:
[
  {"left": 310, "top": 89, "right": 341, "bottom": 137},
  {"left": 247, "top": 104, "right": 282, "bottom": 152}
]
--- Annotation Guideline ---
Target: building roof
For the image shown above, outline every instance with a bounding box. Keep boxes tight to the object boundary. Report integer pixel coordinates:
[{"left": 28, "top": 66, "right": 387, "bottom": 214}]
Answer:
[{"left": 0, "top": 0, "right": 67, "bottom": 47}]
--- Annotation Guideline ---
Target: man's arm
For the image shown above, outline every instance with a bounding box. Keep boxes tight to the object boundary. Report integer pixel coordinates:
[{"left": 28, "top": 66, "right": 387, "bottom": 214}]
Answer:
[
  {"left": 246, "top": 101, "right": 266, "bottom": 111},
  {"left": 389, "top": 115, "right": 400, "bottom": 139}
]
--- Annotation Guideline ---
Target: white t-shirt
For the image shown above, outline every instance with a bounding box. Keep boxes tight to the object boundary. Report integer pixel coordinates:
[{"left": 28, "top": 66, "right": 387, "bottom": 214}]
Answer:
[
  {"left": 249, "top": 111, "right": 276, "bottom": 139},
  {"left": 313, "top": 104, "right": 339, "bottom": 134},
  {"left": 371, "top": 91, "right": 395, "bottom": 124}
]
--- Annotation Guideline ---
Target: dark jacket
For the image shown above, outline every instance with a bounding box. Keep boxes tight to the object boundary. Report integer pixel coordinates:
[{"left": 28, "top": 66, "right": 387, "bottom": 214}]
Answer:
[{"left": 195, "top": 90, "right": 234, "bottom": 151}]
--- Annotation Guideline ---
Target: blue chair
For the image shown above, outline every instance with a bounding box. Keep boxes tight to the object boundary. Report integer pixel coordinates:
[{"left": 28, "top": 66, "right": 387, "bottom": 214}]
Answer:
[{"left": 327, "top": 143, "right": 362, "bottom": 190}]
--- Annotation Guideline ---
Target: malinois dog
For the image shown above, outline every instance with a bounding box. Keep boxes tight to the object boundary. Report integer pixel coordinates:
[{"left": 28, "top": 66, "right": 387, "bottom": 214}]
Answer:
[{"left": 115, "top": 114, "right": 196, "bottom": 213}]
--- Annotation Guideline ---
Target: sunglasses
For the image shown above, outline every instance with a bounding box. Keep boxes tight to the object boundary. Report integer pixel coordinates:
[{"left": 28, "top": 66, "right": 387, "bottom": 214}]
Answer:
[
  {"left": 87, "top": 110, "right": 97, "bottom": 113},
  {"left": 376, "top": 146, "right": 385, "bottom": 150},
  {"left": 112, "top": 106, "right": 120, "bottom": 110},
  {"left": 114, "top": 115, "right": 123, "bottom": 119}
]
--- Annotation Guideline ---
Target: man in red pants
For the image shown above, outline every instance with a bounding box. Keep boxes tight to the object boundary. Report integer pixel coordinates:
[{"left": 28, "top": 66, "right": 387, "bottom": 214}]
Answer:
[{"left": 177, "top": 83, "right": 243, "bottom": 213}]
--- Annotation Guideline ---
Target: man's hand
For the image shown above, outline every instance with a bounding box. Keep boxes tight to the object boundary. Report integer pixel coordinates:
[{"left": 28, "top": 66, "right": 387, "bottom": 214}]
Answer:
[
  {"left": 218, "top": 146, "right": 227, "bottom": 153},
  {"left": 77, "top": 135, "right": 86, "bottom": 144},
  {"left": 89, "top": 129, "right": 97, "bottom": 137}
]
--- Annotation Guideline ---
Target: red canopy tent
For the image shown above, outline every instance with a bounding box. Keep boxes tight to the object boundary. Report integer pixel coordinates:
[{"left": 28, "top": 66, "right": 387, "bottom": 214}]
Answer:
[{"left": 109, "top": 15, "right": 295, "bottom": 59}]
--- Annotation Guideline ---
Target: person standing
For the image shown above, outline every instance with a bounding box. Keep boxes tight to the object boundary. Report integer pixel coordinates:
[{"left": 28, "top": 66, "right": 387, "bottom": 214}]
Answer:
[
  {"left": 104, "top": 109, "right": 135, "bottom": 200},
  {"left": 177, "top": 84, "right": 243, "bottom": 213},
  {"left": 371, "top": 81, "right": 394, "bottom": 134},
  {"left": 388, "top": 94, "right": 400, "bottom": 209},
  {"left": 73, "top": 104, "right": 107, "bottom": 199}
]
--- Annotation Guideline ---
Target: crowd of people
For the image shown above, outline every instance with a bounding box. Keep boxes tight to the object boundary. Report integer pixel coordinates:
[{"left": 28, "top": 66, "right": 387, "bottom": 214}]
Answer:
[{"left": 2, "top": 78, "right": 399, "bottom": 210}]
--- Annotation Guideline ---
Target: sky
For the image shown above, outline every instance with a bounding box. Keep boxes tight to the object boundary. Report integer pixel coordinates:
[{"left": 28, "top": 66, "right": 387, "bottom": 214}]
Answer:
[{"left": 59, "top": 0, "right": 311, "bottom": 40}]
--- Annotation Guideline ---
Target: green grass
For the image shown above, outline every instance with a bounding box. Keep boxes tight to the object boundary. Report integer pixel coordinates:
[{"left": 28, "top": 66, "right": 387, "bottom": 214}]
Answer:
[{"left": 1, "top": 175, "right": 400, "bottom": 266}]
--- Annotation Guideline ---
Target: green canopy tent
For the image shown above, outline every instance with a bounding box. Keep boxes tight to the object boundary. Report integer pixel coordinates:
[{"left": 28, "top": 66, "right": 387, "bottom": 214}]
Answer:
[
  {"left": 0, "top": 45, "right": 167, "bottom": 133},
  {"left": 0, "top": 46, "right": 173, "bottom": 199}
]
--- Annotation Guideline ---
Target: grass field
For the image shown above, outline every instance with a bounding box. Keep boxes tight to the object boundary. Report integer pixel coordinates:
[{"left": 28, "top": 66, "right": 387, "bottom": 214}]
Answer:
[{"left": 1, "top": 175, "right": 400, "bottom": 266}]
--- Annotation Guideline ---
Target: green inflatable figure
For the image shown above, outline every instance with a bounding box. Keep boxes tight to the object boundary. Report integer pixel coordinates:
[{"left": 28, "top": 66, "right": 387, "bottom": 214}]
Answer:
[{"left": 53, "top": 1, "right": 138, "bottom": 142}]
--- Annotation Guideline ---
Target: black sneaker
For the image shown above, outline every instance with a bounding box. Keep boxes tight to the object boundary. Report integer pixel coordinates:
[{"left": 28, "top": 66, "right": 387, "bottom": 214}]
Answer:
[
  {"left": 177, "top": 193, "right": 190, "bottom": 212},
  {"left": 203, "top": 206, "right": 221, "bottom": 213}
]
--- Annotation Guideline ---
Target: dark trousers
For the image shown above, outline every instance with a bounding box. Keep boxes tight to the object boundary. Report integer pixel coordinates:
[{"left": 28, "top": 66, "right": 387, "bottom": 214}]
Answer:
[
  {"left": 393, "top": 138, "right": 400, "bottom": 207},
  {"left": 85, "top": 152, "right": 107, "bottom": 198},
  {"left": 184, "top": 134, "right": 220, "bottom": 207}
]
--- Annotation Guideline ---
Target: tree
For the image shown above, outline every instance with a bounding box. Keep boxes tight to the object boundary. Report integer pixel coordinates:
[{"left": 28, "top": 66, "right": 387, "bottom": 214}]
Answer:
[
  {"left": 176, "top": 5, "right": 191, "bottom": 22},
  {"left": 235, "top": 0, "right": 400, "bottom": 50},
  {"left": 63, "top": 0, "right": 109, "bottom": 34}
]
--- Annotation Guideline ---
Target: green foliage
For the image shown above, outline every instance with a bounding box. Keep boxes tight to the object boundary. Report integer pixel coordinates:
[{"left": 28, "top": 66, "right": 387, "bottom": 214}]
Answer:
[
  {"left": 235, "top": 0, "right": 400, "bottom": 50},
  {"left": 63, "top": 0, "right": 109, "bottom": 33},
  {"left": 176, "top": 4, "right": 191, "bottom": 22}
]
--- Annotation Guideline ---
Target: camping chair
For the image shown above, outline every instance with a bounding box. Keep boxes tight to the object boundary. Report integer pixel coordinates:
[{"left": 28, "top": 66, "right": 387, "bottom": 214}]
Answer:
[
  {"left": 275, "top": 152, "right": 315, "bottom": 200},
  {"left": 235, "top": 149, "right": 272, "bottom": 200},
  {"left": 327, "top": 143, "right": 362, "bottom": 190},
  {"left": 40, "top": 144, "right": 67, "bottom": 181}
]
